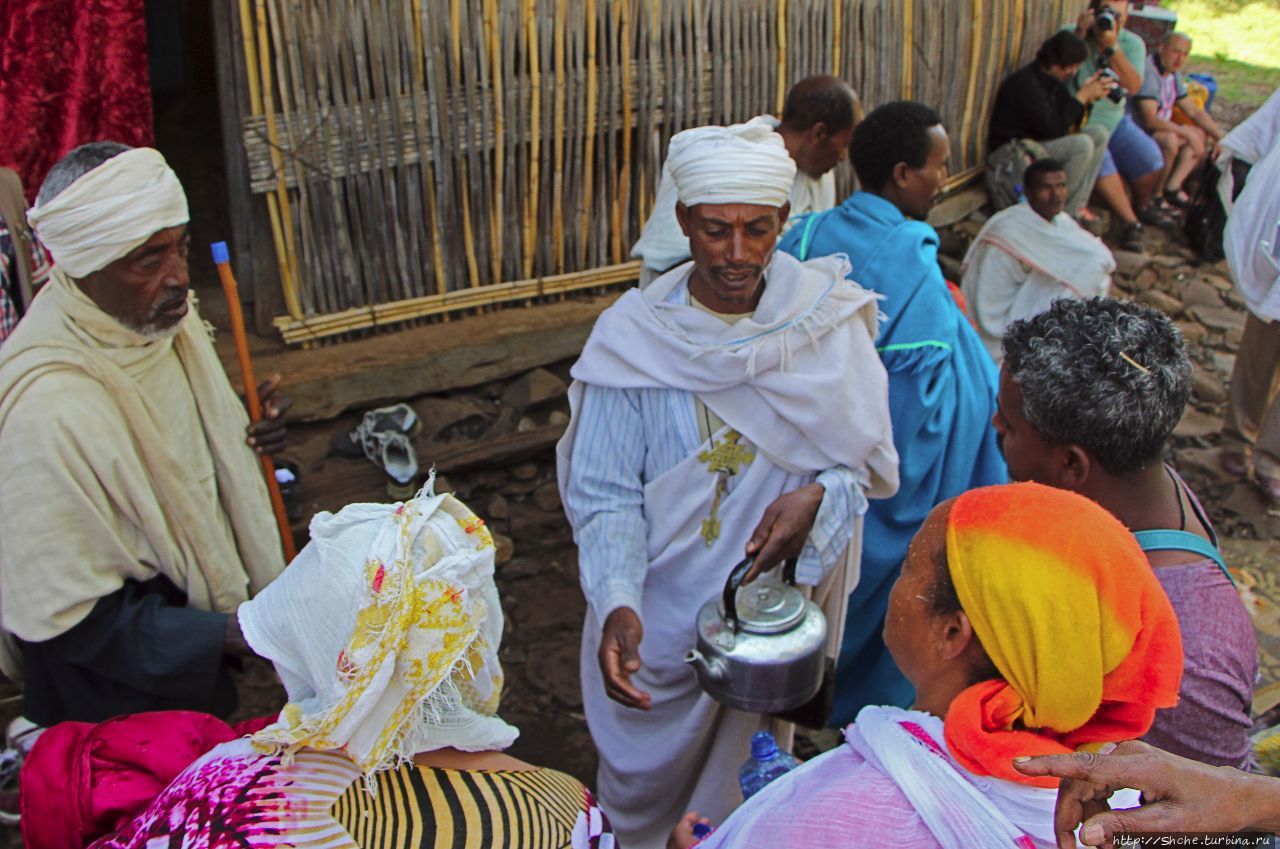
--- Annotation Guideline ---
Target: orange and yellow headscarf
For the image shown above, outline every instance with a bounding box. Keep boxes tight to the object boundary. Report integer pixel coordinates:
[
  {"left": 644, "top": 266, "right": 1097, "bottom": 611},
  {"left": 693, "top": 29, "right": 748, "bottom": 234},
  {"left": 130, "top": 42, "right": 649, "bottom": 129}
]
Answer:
[{"left": 941, "top": 483, "right": 1183, "bottom": 787}]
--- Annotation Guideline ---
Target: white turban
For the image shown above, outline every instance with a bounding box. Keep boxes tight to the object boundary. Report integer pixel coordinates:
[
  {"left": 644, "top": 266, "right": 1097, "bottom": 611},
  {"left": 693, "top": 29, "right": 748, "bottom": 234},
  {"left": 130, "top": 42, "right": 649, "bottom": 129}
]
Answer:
[
  {"left": 666, "top": 116, "right": 797, "bottom": 208},
  {"left": 27, "top": 147, "right": 189, "bottom": 278}
]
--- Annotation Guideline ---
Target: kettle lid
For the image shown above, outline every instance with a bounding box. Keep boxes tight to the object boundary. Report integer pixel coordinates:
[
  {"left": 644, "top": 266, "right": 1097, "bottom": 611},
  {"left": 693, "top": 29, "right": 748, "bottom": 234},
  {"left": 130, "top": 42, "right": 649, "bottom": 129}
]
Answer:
[{"left": 726, "top": 580, "right": 807, "bottom": 634}]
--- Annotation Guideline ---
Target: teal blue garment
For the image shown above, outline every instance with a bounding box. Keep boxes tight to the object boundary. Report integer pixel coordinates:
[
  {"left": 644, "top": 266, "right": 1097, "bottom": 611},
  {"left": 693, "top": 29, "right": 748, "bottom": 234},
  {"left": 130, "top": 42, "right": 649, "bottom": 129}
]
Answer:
[{"left": 780, "top": 192, "right": 1008, "bottom": 726}]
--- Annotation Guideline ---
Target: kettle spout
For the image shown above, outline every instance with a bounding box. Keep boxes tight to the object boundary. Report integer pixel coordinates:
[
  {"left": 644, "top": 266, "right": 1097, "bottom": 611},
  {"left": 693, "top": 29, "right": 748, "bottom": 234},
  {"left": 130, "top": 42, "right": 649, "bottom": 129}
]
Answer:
[{"left": 684, "top": 649, "right": 728, "bottom": 684}]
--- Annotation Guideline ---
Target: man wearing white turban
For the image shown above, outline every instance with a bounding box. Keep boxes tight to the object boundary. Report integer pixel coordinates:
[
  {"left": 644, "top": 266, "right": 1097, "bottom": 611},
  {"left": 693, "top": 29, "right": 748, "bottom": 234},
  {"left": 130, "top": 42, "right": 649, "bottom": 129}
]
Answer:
[
  {"left": 0, "top": 142, "right": 288, "bottom": 728},
  {"left": 558, "top": 120, "right": 897, "bottom": 848},
  {"left": 630, "top": 76, "right": 862, "bottom": 286}
]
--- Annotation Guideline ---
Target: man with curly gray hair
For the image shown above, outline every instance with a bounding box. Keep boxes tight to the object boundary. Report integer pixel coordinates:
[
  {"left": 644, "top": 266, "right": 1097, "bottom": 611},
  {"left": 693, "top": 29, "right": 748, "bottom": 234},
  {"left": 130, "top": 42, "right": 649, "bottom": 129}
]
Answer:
[{"left": 995, "top": 296, "right": 1254, "bottom": 770}]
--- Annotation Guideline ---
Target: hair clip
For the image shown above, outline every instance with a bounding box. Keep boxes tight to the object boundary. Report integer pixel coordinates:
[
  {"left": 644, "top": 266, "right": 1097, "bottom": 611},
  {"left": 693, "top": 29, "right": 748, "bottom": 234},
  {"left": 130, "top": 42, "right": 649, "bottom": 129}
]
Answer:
[{"left": 1120, "top": 351, "right": 1151, "bottom": 375}]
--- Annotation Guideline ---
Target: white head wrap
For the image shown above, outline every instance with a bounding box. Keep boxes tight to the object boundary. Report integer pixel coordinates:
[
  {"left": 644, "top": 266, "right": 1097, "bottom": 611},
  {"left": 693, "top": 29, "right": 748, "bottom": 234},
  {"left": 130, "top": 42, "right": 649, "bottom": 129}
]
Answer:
[
  {"left": 666, "top": 116, "right": 797, "bottom": 208},
  {"left": 27, "top": 147, "right": 189, "bottom": 278},
  {"left": 241, "top": 485, "right": 518, "bottom": 775}
]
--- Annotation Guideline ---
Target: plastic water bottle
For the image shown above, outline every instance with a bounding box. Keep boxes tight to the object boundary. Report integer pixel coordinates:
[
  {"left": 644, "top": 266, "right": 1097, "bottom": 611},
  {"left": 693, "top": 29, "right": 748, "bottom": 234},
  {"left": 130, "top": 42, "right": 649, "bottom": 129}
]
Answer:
[{"left": 738, "top": 730, "right": 800, "bottom": 800}]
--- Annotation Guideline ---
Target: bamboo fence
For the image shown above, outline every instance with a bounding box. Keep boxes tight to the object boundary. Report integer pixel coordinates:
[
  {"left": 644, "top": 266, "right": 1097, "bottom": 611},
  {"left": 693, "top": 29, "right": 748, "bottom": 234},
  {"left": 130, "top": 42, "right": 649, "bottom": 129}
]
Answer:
[{"left": 233, "top": 0, "right": 1076, "bottom": 345}]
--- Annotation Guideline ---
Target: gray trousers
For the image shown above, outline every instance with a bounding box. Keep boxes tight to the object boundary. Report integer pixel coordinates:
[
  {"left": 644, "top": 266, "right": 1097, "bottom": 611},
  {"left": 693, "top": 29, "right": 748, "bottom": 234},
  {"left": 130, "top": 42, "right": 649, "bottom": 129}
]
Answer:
[
  {"left": 1223, "top": 311, "right": 1280, "bottom": 478},
  {"left": 1040, "top": 124, "right": 1110, "bottom": 216}
]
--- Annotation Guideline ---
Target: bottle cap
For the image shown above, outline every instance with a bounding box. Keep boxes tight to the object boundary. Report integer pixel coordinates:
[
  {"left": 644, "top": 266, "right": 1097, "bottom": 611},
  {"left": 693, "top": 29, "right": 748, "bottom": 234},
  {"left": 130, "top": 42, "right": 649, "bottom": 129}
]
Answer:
[
  {"left": 750, "top": 730, "right": 778, "bottom": 760},
  {"left": 693, "top": 823, "right": 713, "bottom": 840}
]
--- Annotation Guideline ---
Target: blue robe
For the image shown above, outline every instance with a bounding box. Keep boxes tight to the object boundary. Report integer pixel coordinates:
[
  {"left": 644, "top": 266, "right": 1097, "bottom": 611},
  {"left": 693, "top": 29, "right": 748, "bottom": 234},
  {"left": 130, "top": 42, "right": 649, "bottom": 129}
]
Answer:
[{"left": 780, "top": 191, "right": 1007, "bottom": 725}]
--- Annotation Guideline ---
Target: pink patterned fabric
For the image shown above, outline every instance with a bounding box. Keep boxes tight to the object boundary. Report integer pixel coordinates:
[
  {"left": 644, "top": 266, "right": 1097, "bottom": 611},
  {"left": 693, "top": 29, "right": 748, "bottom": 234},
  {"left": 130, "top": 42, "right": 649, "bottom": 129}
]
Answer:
[
  {"left": 21, "top": 711, "right": 272, "bottom": 849},
  {"left": 89, "top": 747, "right": 298, "bottom": 849}
]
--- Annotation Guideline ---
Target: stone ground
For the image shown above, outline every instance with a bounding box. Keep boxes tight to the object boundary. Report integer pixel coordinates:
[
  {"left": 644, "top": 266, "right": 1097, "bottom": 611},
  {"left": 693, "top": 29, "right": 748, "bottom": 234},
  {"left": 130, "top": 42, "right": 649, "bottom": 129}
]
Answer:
[{"left": 2, "top": 96, "right": 1276, "bottom": 843}]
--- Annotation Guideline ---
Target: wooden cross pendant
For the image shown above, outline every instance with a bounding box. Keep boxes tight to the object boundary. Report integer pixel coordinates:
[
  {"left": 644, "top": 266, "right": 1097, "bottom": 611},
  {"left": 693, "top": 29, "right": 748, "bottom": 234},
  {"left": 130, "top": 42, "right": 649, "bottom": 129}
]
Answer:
[{"left": 697, "top": 430, "right": 755, "bottom": 547}]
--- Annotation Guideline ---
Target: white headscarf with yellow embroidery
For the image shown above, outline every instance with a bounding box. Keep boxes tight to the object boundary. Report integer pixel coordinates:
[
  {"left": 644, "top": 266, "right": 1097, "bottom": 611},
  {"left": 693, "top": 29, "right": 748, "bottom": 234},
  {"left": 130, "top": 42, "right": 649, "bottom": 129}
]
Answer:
[{"left": 240, "top": 485, "right": 517, "bottom": 774}]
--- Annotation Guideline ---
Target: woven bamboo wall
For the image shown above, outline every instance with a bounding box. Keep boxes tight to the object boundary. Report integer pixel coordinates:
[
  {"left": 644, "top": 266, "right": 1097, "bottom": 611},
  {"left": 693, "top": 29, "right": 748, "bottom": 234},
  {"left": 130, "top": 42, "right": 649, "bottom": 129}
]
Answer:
[{"left": 234, "top": 0, "right": 1074, "bottom": 344}]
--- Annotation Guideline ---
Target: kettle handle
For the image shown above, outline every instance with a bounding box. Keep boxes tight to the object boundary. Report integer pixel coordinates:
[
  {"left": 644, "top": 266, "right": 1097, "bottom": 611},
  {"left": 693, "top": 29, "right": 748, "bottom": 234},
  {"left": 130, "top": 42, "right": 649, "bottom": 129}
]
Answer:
[
  {"left": 721, "top": 557, "right": 754, "bottom": 633},
  {"left": 782, "top": 556, "right": 798, "bottom": 587},
  {"left": 721, "top": 556, "right": 800, "bottom": 631}
]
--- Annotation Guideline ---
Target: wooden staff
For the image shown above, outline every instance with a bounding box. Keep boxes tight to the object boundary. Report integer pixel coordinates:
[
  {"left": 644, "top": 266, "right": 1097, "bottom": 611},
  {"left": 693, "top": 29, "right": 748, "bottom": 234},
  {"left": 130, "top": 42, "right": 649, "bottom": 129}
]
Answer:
[{"left": 211, "top": 242, "right": 298, "bottom": 562}]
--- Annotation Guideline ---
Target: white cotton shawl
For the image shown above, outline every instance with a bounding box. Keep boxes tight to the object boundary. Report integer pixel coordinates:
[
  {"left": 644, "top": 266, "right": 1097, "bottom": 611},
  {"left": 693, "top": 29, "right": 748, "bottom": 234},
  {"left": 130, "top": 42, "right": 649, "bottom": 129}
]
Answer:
[
  {"left": 1217, "top": 89, "right": 1280, "bottom": 212},
  {"left": 241, "top": 488, "right": 519, "bottom": 776},
  {"left": 1225, "top": 134, "right": 1280, "bottom": 322},
  {"left": 1221, "top": 88, "right": 1280, "bottom": 166},
  {"left": 961, "top": 204, "right": 1114, "bottom": 360},
  {"left": 0, "top": 268, "right": 283, "bottom": 643},
  {"left": 567, "top": 250, "right": 898, "bottom": 494},
  {"left": 27, "top": 147, "right": 189, "bottom": 278},
  {"left": 962, "top": 204, "right": 1114, "bottom": 294}
]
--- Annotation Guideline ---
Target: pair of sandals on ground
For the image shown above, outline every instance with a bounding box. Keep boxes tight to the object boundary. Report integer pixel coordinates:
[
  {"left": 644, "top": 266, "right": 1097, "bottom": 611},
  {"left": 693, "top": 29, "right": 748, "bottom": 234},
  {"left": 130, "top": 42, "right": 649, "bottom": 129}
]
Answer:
[{"left": 332, "top": 403, "right": 422, "bottom": 497}]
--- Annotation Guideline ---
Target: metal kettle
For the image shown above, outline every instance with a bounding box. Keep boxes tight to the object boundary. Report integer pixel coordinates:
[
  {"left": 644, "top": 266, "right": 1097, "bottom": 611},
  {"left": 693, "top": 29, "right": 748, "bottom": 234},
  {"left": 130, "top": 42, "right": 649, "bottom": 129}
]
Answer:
[{"left": 684, "top": 556, "right": 827, "bottom": 713}]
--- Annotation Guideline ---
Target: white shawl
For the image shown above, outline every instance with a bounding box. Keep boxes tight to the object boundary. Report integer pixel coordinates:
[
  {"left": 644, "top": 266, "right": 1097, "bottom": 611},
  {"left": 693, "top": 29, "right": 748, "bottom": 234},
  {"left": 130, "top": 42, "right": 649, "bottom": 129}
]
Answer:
[{"left": 565, "top": 250, "right": 898, "bottom": 489}]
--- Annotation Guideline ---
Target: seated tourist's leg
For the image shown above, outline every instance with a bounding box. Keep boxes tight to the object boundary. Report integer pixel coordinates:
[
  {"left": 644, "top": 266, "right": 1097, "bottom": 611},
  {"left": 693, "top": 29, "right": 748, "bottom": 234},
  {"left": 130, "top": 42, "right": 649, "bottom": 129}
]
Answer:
[
  {"left": 1167, "top": 125, "right": 1207, "bottom": 200},
  {"left": 1094, "top": 149, "right": 1145, "bottom": 251},
  {"left": 1040, "top": 132, "right": 1095, "bottom": 217},
  {"left": 1110, "top": 114, "right": 1166, "bottom": 217},
  {"left": 1082, "top": 124, "right": 1111, "bottom": 199},
  {"left": 1152, "top": 129, "right": 1184, "bottom": 197},
  {"left": 1094, "top": 162, "right": 1138, "bottom": 226}
]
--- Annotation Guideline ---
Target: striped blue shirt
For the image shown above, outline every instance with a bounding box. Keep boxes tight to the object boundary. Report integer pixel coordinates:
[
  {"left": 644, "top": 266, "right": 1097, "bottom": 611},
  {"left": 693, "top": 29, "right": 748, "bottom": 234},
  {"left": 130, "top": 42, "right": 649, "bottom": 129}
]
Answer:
[{"left": 564, "top": 380, "right": 866, "bottom": 622}]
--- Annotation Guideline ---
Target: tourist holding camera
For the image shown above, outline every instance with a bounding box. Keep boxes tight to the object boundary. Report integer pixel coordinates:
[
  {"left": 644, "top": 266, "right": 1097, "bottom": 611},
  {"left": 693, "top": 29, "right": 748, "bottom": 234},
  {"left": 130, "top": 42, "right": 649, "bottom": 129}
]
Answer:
[
  {"left": 986, "top": 31, "right": 1113, "bottom": 218},
  {"left": 1066, "top": 0, "right": 1169, "bottom": 252}
]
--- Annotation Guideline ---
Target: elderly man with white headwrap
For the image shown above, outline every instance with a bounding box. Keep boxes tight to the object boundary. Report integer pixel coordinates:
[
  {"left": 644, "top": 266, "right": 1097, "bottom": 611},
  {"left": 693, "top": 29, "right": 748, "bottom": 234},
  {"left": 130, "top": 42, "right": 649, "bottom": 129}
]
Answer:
[
  {"left": 558, "top": 121, "right": 897, "bottom": 848},
  {"left": 0, "top": 142, "right": 287, "bottom": 730}
]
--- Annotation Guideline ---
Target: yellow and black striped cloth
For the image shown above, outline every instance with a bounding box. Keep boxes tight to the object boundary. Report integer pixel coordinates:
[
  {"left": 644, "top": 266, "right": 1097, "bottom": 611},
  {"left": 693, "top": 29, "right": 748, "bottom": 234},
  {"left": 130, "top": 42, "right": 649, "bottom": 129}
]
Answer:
[{"left": 331, "top": 765, "right": 592, "bottom": 848}]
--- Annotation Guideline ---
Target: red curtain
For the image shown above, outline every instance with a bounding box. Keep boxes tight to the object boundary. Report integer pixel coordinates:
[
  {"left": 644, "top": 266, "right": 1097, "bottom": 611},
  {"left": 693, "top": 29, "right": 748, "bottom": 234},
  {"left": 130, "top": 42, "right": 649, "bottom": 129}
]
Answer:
[{"left": 0, "top": 0, "right": 153, "bottom": 203}]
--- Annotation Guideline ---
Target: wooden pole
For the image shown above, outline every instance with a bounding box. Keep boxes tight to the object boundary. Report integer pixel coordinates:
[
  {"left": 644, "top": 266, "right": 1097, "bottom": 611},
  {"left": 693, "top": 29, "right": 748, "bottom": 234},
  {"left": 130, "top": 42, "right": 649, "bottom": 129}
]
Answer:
[
  {"left": 552, "top": 0, "right": 567, "bottom": 274},
  {"left": 832, "top": 0, "right": 842, "bottom": 76},
  {"left": 211, "top": 242, "right": 298, "bottom": 562},
  {"left": 237, "top": 0, "right": 302, "bottom": 321},
  {"left": 254, "top": 0, "right": 304, "bottom": 319},
  {"left": 902, "top": 0, "right": 914, "bottom": 99},
  {"left": 775, "top": 0, "right": 787, "bottom": 116},
  {"left": 523, "top": 0, "right": 542, "bottom": 279},
  {"left": 959, "top": 0, "right": 985, "bottom": 167},
  {"left": 579, "top": 0, "right": 598, "bottom": 268}
]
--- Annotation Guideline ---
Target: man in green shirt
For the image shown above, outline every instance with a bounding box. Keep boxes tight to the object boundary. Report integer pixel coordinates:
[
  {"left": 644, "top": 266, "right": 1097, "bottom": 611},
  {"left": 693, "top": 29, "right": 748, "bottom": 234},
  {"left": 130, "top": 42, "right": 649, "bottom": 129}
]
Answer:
[{"left": 1065, "top": 1, "right": 1168, "bottom": 252}]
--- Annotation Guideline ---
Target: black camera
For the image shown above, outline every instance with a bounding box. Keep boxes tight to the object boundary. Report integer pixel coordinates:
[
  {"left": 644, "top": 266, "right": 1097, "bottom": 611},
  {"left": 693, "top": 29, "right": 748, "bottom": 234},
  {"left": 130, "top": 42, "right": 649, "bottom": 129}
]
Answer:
[
  {"left": 1094, "top": 5, "right": 1118, "bottom": 31},
  {"left": 1098, "top": 64, "right": 1127, "bottom": 103}
]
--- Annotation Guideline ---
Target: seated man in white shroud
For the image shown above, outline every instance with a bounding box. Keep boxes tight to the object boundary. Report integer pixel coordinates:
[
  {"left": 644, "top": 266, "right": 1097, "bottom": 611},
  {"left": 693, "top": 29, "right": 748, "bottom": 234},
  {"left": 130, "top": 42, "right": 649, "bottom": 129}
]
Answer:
[{"left": 961, "top": 157, "right": 1115, "bottom": 363}]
